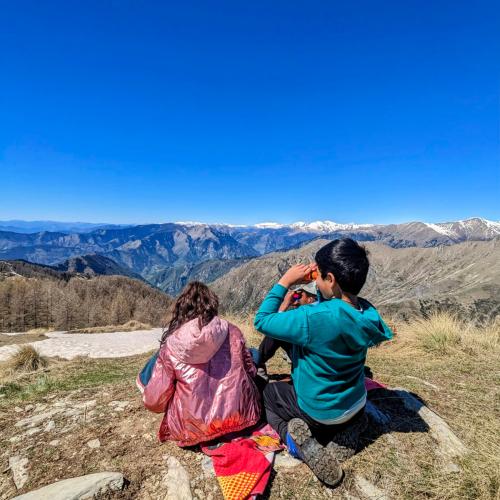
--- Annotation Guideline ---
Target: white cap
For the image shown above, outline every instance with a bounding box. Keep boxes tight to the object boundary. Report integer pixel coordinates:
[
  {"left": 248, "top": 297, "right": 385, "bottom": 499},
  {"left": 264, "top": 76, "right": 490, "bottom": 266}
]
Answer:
[{"left": 295, "top": 281, "right": 317, "bottom": 296}]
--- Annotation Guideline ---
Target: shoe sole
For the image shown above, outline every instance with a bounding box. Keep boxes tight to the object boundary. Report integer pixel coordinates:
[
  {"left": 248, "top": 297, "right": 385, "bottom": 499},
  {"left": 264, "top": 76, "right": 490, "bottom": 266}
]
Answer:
[{"left": 288, "top": 418, "right": 343, "bottom": 487}]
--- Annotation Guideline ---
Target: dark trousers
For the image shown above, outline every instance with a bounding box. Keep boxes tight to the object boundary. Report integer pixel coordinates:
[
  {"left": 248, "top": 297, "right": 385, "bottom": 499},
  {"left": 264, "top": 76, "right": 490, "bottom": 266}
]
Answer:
[
  {"left": 257, "top": 336, "right": 292, "bottom": 366},
  {"left": 263, "top": 381, "right": 368, "bottom": 462},
  {"left": 258, "top": 337, "right": 367, "bottom": 460}
]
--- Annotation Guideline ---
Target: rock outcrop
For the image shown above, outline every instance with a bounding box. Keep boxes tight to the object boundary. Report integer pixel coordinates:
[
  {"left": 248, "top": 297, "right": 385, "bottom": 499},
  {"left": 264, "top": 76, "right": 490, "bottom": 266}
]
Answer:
[{"left": 12, "top": 472, "right": 125, "bottom": 499}]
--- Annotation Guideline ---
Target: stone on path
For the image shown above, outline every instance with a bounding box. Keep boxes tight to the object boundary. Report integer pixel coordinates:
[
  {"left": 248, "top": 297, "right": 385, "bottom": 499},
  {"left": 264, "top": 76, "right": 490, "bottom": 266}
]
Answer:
[
  {"left": 404, "top": 376, "right": 440, "bottom": 390},
  {"left": 24, "top": 427, "right": 41, "bottom": 436},
  {"left": 86, "top": 438, "right": 100, "bottom": 449},
  {"left": 393, "top": 388, "right": 467, "bottom": 463},
  {"left": 354, "top": 475, "right": 389, "bottom": 500},
  {"left": 165, "top": 456, "right": 192, "bottom": 500},
  {"left": 9, "top": 456, "right": 29, "bottom": 490},
  {"left": 12, "top": 471, "right": 124, "bottom": 499},
  {"left": 15, "top": 409, "right": 60, "bottom": 429},
  {"left": 108, "top": 400, "right": 130, "bottom": 412},
  {"left": 44, "top": 420, "right": 55, "bottom": 432}
]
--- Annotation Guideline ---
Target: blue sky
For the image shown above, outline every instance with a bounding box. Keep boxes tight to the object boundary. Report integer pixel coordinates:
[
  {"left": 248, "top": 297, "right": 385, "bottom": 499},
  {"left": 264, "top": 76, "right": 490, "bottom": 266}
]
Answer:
[{"left": 1, "top": 1, "right": 499, "bottom": 225}]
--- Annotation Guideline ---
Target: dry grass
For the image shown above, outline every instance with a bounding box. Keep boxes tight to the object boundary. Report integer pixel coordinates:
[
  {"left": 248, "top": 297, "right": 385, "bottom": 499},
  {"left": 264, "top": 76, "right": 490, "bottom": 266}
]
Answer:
[
  {"left": 224, "top": 313, "right": 261, "bottom": 347},
  {"left": 68, "top": 319, "right": 152, "bottom": 334},
  {"left": 397, "top": 312, "right": 500, "bottom": 356},
  {"left": 26, "top": 327, "right": 53, "bottom": 335},
  {"left": 0, "top": 345, "right": 48, "bottom": 382},
  {"left": 364, "top": 313, "right": 500, "bottom": 500}
]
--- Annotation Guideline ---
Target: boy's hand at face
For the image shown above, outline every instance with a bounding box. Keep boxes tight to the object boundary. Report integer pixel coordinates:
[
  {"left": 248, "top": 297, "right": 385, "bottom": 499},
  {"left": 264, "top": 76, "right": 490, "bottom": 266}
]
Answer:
[{"left": 278, "top": 263, "right": 315, "bottom": 289}]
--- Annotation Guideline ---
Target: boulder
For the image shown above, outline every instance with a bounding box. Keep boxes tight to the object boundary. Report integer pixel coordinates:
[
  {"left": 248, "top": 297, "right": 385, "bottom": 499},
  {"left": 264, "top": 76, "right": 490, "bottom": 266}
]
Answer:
[
  {"left": 12, "top": 471, "right": 124, "bottom": 499},
  {"left": 201, "top": 455, "right": 215, "bottom": 478},
  {"left": 165, "top": 456, "right": 192, "bottom": 500},
  {"left": 355, "top": 475, "right": 389, "bottom": 500},
  {"left": 393, "top": 388, "right": 466, "bottom": 462},
  {"left": 9, "top": 456, "right": 29, "bottom": 490}
]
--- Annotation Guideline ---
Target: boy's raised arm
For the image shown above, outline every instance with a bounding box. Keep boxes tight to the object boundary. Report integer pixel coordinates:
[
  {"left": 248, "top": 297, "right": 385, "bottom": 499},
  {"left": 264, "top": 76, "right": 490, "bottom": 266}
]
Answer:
[{"left": 254, "top": 283, "right": 310, "bottom": 346}]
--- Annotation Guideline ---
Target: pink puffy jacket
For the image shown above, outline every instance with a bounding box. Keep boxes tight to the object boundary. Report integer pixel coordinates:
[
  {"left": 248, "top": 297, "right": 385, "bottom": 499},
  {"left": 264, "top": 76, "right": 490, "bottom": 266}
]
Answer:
[{"left": 140, "top": 316, "right": 261, "bottom": 446}]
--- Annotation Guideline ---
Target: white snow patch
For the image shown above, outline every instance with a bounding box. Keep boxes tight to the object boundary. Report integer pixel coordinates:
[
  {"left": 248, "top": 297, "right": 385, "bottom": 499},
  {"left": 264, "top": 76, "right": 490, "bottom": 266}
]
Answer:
[
  {"left": 424, "top": 223, "right": 454, "bottom": 237},
  {"left": 254, "top": 222, "right": 285, "bottom": 229},
  {"left": 0, "top": 329, "right": 162, "bottom": 362}
]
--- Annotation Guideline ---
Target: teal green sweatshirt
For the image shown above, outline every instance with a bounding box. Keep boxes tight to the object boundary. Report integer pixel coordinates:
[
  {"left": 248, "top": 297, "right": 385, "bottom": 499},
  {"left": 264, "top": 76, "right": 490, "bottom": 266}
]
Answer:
[{"left": 254, "top": 284, "right": 393, "bottom": 421}]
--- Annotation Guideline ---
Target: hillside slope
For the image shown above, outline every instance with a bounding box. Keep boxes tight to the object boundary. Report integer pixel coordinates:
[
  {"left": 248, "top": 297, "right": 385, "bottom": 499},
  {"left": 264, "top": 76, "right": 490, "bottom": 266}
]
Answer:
[
  {"left": 144, "top": 257, "right": 252, "bottom": 295},
  {"left": 53, "top": 254, "right": 144, "bottom": 281},
  {"left": 0, "top": 260, "right": 172, "bottom": 332},
  {"left": 211, "top": 239, "right": 500, "bottom": 322}
]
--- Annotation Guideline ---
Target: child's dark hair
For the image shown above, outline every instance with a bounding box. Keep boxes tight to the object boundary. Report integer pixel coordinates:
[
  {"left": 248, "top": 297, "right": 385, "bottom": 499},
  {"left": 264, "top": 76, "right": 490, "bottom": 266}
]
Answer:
[
  {"left": 161, "top": 281, "right": 219, "bottom": 344},
  {"left": 315, "top": 239, "right": 369, "bottom": 295}
]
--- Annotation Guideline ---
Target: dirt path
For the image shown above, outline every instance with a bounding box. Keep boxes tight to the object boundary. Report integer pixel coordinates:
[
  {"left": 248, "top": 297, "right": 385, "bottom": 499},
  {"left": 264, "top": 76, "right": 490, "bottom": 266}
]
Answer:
[{"left": 0, "top": 329, "right": 162, "bottom": 362}]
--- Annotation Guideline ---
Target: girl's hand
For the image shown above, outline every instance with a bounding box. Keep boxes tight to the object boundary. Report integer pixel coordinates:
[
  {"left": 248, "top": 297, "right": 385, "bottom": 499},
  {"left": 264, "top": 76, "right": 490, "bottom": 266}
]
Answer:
[{"left": 278, "top": 263, "right": 315, "bottom": 289}]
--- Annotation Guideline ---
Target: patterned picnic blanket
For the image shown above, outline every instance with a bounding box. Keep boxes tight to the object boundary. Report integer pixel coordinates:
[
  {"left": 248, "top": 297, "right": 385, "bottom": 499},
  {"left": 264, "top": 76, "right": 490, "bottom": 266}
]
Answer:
[
  {"left": 202, "top": 378, "right": 386, "bottom": 499},
  {"left": 201, "top": 424, "right": 283, "bottom": 500}
]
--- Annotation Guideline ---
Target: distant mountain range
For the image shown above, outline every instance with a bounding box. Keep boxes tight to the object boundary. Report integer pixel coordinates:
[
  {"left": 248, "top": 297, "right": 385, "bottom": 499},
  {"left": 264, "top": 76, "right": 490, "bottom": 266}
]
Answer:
[
  {"left": 0, "top": 220, "right": 130, "bottom": 234},
  {"left": 211, "top": 238, "right": 500, "bottom": 323},
  {"left": 0, "top": 217, "right": 499, "bottom": 297}
]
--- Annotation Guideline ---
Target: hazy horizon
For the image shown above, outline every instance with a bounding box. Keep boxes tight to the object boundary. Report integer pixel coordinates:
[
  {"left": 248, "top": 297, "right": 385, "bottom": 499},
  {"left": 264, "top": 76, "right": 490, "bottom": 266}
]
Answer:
[{"left": 1, "top": 215, "right": 499, "bottom": 229}]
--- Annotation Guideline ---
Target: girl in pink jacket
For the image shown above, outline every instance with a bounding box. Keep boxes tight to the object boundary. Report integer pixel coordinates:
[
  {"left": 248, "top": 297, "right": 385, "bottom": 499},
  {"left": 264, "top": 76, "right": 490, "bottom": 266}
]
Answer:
[{"left": 138, "top": 281, "right": 261, "bottom": 447}]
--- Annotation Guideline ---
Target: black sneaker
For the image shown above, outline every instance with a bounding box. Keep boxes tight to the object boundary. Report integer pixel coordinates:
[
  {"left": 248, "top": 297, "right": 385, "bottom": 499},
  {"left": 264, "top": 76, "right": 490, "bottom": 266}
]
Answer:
[{"left": 287, "top": 418, "right": 344, "bottom": 487}]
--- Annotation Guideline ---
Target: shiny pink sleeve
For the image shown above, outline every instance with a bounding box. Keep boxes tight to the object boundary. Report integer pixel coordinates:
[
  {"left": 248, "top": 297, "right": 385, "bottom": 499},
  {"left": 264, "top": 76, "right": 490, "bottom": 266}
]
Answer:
[
  {"left": 230, "top": 324, "right": 257, "bottom": 377},
  {"left": 142, "top": 352, "right": 175, "bottom": 413}
]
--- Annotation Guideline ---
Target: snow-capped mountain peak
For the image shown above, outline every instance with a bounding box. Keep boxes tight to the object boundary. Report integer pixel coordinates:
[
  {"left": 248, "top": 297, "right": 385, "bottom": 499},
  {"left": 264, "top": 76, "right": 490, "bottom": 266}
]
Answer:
[
  {"left": 254, "top": 222, "right": 285, "bottom": 229},
  {"left": 428, "top": 217, "right": 500, "bottom": 239},
  {"left": 260, "top": 220, "right": 373, "bottom": 232}
]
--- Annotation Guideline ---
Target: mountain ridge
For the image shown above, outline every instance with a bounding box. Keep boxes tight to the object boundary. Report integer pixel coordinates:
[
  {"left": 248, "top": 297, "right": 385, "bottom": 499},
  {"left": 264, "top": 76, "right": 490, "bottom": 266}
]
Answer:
[{"left": 1, "top": 217, "right": 499, "bottom": 295}]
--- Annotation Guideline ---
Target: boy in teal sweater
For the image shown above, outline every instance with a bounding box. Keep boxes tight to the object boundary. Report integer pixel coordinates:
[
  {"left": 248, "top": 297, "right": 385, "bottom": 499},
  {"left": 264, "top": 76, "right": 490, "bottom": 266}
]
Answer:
[{"left": 254, "top": 239, "right": 393, "bottom": 486}]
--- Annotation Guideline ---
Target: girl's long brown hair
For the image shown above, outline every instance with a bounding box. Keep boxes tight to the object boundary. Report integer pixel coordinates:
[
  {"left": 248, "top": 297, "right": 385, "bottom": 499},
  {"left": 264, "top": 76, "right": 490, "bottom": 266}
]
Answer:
[{"left": 160, "top": 281, "right": 219, "bottom": 344}]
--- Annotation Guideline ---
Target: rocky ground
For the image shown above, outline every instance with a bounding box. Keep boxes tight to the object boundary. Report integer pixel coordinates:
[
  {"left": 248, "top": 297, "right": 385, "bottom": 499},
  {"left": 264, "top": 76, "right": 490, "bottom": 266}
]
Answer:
[
  {"left": 0, "top": 317, "right": 498, "bottom": 499},
  {"left": 0, "top": 359, "right": 322, "bottom": 500}
]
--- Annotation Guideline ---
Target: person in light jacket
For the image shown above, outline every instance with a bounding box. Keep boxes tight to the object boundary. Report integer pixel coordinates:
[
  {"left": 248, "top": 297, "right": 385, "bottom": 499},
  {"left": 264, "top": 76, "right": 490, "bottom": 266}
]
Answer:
[{"left": 138, "top": 281, "right": 261, "bottom": 447}]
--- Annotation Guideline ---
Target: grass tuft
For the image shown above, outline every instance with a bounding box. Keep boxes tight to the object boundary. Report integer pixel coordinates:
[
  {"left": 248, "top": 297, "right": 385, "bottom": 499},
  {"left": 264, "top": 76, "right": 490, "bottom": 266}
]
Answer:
[
  {"left": 1, "top": 345, "right": 48, "bottom": 376},
  {"left": 398, "top": 313, "right": 499, "bottom": 356},
  {"left": 413, "top": 313, "right": 462, "bottom": 354}
]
